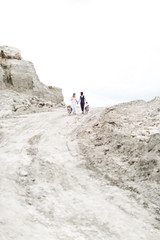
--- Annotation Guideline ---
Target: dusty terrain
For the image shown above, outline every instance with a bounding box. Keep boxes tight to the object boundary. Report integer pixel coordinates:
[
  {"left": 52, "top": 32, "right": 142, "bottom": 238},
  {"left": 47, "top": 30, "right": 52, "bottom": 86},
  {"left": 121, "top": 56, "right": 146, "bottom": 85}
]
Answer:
[
  {"left": 76, "top": 99, "right": 160, "bottom": 223},
  {"left": 0, "top": 98, "right": 160, "bottom": 240}
]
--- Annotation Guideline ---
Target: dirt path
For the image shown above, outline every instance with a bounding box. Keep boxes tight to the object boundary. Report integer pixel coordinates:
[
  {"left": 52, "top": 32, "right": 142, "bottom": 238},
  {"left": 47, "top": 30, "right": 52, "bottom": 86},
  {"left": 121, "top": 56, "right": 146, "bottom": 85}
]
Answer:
[{"left": 0, "top": 108, "right": 159, "bottom": 240}]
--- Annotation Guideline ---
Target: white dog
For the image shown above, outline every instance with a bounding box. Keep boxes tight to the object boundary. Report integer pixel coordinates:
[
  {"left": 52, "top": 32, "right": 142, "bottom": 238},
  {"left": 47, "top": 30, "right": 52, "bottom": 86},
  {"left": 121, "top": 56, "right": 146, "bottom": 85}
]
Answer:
[{"left": 85, "top": 105, "right": 89, "bottom": 114}]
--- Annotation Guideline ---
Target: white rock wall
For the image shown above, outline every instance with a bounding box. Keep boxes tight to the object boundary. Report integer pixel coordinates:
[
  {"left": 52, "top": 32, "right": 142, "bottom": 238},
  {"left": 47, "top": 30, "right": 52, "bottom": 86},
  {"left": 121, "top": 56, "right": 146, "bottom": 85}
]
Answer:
[{"left": 0, "top": 46, "right": 64, "bottom": 103}]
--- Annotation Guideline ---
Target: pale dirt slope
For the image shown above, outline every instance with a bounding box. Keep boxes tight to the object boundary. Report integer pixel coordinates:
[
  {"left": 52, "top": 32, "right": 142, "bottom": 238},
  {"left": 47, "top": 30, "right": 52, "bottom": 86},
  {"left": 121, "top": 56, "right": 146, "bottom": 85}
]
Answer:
[{"left": 0, "top": 106, "right": 160, "bottom": 240}]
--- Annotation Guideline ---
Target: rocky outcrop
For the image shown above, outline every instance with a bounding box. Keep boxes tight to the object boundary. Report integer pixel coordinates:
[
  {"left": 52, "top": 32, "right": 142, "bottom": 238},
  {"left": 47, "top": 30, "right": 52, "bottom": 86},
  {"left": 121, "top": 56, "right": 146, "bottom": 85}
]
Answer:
[
  {"left": 0, "top": 46, "right": 63, "bottom": 103},
  {"left": 0, "top": 89, "right": 65, "bottom": 118},
  {"left": 0, "top": 46, "right": 21, "bottom": 60},
  {"left": 76, "top": 99, "right": 160, "bottom": 227}
]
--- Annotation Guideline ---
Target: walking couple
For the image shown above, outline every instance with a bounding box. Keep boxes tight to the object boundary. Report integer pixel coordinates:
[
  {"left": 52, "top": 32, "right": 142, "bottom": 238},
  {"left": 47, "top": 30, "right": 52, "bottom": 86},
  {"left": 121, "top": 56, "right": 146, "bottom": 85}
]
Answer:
[{"left": 71, "top": 92, "right": 88, "bottom": 115}]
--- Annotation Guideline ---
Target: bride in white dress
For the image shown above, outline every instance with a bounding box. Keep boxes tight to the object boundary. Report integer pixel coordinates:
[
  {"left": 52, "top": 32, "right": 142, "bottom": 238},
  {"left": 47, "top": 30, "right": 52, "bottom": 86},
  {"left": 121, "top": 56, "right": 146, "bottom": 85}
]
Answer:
[{"left": 71, "top": 93, "right": 78, "bottom": 114}]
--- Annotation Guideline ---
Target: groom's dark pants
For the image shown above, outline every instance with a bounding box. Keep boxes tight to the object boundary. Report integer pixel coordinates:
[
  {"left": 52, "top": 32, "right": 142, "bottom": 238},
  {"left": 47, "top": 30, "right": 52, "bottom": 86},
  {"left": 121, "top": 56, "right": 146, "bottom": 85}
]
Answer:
[{"left": 81, "top": 102, "right": 85, "bottom": 112}]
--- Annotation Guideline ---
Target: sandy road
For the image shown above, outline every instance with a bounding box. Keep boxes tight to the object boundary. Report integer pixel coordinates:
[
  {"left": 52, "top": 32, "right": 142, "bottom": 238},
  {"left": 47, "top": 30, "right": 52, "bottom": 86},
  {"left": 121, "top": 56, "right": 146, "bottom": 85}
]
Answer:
[{"left": 0, "top": 108, "right": 160, "bottom": 240}]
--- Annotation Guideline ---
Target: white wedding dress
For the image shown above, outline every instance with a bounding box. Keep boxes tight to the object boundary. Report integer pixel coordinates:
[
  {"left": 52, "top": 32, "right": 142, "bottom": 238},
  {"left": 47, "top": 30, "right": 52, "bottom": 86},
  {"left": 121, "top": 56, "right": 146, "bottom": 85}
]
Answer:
[{"left": 71, "top": 97, "right": 77, "bottom": 114}]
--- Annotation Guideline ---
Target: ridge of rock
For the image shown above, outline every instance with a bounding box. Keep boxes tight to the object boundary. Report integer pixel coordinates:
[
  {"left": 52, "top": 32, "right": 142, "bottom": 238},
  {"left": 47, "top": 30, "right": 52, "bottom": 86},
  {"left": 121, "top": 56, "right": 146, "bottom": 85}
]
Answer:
[
  {"left": 76, "top": 99, "right": 160, "bottom": 228},
  {"left": 0, "top": 46, "right": 64, "bottom": 103}
]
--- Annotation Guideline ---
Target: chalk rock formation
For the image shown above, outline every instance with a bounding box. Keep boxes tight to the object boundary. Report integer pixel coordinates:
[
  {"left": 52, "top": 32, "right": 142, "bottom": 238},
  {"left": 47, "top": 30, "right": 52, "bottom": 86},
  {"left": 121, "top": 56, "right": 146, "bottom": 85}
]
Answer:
[
  {"left": 0, "top": 46, "right": 21, "bottom": 60},
  {"left": 76, "top": 98, "right": 160, "bottom": 227},
  {"left": 0, "top": 46, "right": 63, "bottom": 103}
]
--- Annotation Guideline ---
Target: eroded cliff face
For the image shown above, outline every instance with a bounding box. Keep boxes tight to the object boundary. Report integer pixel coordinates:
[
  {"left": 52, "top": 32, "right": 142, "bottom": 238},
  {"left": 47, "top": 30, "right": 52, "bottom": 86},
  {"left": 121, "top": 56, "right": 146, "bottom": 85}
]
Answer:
[
  {"left": 76, "top": 99, "right": 160, "bottom": 227},
  {"left": 0, "top": 46, "right": 63, "bottom": 103}
]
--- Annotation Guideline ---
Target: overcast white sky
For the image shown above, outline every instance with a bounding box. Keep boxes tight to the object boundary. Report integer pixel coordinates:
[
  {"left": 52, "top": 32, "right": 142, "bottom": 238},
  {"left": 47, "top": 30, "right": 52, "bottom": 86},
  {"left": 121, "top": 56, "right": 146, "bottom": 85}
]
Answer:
[{"left": 1, "top": 0, "right": 160, "bottom": 106}]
